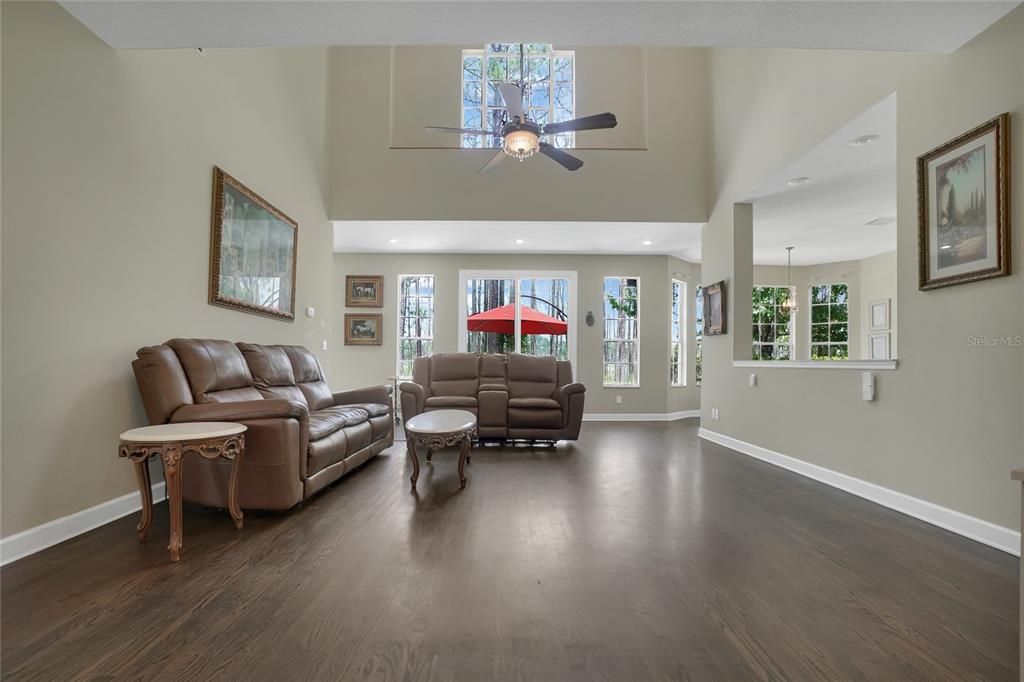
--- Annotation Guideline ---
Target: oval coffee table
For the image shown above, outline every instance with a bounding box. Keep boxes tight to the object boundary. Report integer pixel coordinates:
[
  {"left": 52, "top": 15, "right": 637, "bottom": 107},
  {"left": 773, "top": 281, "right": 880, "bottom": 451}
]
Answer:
[
  {"left": 404, "top": 409, "right": 476, "bottom": 491},
  {"left": 119, "top": 422, "right": 246, "bottom": 562}
]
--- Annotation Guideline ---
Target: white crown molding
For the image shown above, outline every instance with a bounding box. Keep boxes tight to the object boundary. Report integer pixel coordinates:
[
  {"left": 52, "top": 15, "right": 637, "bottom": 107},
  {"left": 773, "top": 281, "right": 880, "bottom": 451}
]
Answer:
[
  {"left": 698, "top": 428, "right": 1019, "bottom": 556},
  {"left": 583, "top": 410, "right": 700, "bottom": 422},
  {"left": 0, "top": 482, "right": 166, "bottom": 567}
]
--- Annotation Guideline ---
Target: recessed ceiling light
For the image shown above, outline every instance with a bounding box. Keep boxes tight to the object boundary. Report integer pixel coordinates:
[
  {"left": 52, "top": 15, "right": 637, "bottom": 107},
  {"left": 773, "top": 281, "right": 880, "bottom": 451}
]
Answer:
[
  {"left": 642, "top": 240, "right": 653, "bottom": 246},
  {"left": 388, "top": 238, "right": 400, "bottom": 244},
  {"left": 787, "top": 176, "right": 811, "bottom": 186},
  {"left": 514, "top": 238, "right": 526, "bottom": 245},
  {"left": 848, "top": 134, "right": 881, "bottom": 147},
  {"left": 940, "top": 244, "right": 952, "bottom": 250}
]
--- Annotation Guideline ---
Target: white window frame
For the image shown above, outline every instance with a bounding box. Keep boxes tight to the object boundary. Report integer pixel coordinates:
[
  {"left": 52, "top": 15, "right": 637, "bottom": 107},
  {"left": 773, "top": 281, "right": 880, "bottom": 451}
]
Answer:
[
  {"left": 670, "top": 279, "right": 686, "bottom": 387},
  {"left": 603, "top": 275, "right": 641, "bottom": 388},
  {"left": 809, "top": 283, "right": 850, "bottom": 361},
  {"left": 460, "top": 44, "right": 576, "bottom": 149},
  {"left": 751, "top": 285, "right": 796, "bottom": 361},
  {"left": 396, "top": 274, "right": 435, "bottom": 380},
  {"left": 457, "top": 269, "right": 577, "bottom": 369}
]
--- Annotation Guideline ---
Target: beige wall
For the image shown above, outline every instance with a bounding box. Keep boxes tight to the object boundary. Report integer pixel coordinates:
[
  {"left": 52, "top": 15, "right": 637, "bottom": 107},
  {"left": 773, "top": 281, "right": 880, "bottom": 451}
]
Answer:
[
  {"left": 332, "top": 252, "right": 701, "bottom": 415},
  {"left": 1, "top": 3, "right": 334, "bottom": 536},
  {"left": 327, "top": 46, "right": 710, "bottom": 222},
  {"left": 701, "top": 8, "right": 1023, "bottom": 528}
]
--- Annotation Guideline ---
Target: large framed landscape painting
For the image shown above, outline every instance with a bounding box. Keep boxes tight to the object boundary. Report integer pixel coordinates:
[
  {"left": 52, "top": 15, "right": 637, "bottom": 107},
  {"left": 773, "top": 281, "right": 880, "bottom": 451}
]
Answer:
[
  {"left": 917, "top": 113, "right": 1010, "bottom": 291},
  {"left": 209, "top": 167, "right": 298, "bottom": 321}
]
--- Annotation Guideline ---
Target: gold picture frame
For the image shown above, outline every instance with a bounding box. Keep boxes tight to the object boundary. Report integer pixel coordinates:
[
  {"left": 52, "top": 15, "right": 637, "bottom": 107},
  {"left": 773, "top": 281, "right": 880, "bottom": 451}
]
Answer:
[
  {"left": 344, "top": 313, "right": 383, "bottom": 346},
  {"left": 345, "top": 275, "right": 384, "bottom": 308},
  {"left": 209, "top": 167, "right": 298, "bottom": 321},
  {"left": 917, "top": 113, "right": 1010, "bottom": 290}
]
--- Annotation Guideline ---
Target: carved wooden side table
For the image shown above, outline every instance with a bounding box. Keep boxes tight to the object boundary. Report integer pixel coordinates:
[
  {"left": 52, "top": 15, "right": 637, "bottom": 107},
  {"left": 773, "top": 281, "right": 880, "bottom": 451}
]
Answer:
[
  {"left": 119, "top": 422, "right": 246, "bottom": 562},
  {"left": 404, "top": 409, "right": 476, "bottom": 491}
]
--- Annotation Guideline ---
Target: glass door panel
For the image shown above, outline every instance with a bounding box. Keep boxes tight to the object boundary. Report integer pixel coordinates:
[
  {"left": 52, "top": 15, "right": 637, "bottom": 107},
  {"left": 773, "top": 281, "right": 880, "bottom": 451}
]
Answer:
[
  {"left": 466, "top": 278, "right": 515, "bottom": 354},
  {"left": 519, "top": 277, "right": 570, "bottom": 360}
]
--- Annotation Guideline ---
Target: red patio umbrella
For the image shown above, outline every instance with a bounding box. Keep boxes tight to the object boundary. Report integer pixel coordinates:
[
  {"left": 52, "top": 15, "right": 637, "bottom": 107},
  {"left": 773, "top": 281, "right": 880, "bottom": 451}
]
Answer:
[{"left": 467, "top": 304, "right": 567, "bottom": 335}]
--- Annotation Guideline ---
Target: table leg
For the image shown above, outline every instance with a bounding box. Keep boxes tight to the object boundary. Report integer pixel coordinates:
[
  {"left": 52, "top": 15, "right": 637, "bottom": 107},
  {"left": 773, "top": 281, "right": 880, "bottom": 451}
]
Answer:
[
  {"left": 425, "top": 448, "right": 433, "bottom": 462},
  {"left": 458, "top": 435, "right": 470, "bottom": 489},
  {"left": 407, "top": 439, "right": 420, "bottom": 491},
  {"left": 133, "top": 459, "right": 153, "bottom": 541},
  {"left": 227, "top": 449, "right": 244, "bottom": 531},
  {"left": 162, "top": 447, "right": 184, "bottom": 562}
]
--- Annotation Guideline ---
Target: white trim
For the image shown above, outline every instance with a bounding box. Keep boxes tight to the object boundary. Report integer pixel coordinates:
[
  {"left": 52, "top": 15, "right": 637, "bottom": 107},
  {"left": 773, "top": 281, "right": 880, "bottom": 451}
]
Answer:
[
  {"left": 732, "top": 359, "right": 897, "bottom": 370},
  {"left": 0, "top": 481, "right": 167, "bottom": 566},
  {"left": 698, "top": 428, "right": 1019, "bottom": 556},
  {"left": 584, "top": 410, "right": 699, "bottom": 422},
  {"left": 458, "top": 269, "right": 578, "bottom": 370}
]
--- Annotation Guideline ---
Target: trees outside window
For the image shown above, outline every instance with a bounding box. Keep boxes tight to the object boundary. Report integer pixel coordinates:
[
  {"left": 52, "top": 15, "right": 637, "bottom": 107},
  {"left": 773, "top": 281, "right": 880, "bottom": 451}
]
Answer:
[
  {"left": 752, "top": 286, "right": 794, "bottom": 360},
  {"left": 461, "top": 43, "right": 575, "bottom": 149},
  {"left": 604, "top": 277, "right": 640, "bottom": 387},
  {"left": 810, "top": 284, "right": 849, "bottom": 360}
]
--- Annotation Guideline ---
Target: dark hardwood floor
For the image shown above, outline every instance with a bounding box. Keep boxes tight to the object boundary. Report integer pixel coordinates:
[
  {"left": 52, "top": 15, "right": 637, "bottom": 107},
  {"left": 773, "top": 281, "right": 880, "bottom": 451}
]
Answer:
[{"left": 2, "top": 420, "right": 1017, "bottom": 680}]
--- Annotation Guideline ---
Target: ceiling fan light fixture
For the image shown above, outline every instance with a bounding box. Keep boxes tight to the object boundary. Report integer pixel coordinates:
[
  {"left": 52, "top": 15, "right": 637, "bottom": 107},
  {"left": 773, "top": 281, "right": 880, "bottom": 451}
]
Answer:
[{"left": 503, "top": 128, "right": 540, "bottom": 161}]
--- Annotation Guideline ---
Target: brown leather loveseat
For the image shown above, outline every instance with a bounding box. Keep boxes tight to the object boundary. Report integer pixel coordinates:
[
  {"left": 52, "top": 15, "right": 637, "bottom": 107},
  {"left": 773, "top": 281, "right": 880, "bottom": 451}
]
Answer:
[
  {"left": 131, "top": 339, "right": 393, "bottom": 510},
  {"left": 399, "top": 353, "right": 585, "bottom": 442}
]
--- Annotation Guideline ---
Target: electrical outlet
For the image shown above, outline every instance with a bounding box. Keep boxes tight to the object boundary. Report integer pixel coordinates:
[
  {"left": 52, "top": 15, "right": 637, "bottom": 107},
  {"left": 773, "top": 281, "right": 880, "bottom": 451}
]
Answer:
[
  {"left": 711, "top": 407, "right": 720, "bottom": 420},
  {"left": 321, "top": 340, "right": 328, "bottom": 351},
  {"left": 615, "top": 395, "right": 623, "bottom": 405}
]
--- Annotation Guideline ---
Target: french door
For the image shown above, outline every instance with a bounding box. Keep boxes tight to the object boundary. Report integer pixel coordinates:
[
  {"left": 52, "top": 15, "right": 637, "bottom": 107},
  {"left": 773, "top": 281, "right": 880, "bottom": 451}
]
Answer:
[{"left": 458, "top": 270, "right": 577, "bottom": 367}]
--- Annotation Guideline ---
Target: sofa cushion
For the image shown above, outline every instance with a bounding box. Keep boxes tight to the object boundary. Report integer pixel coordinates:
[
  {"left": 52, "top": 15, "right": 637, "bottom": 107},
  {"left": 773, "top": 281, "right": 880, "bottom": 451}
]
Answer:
[
  {"left": 308, "top": 406, "right": 369, "bottom": 440},
  {"left": 509, "top": 407, "right": 562, "bottom": 429},
  {"left": 508, "top": 397, "right": 560, "bottom": 410},
  {"left": 280, "top": 345, "right": 334, "bottom": 411},
  {"left": 507, "top": 353, "right": 557, "bottom": 399},
  {"left": 307, "top": 421, "right": 373, "bottom": 476},
  {"left": 345, "top": 402, "right": 390, "bottom": 418},
  {"left": 429, "top": 353, "right": 479, "bottom": 397},
  {"left": 424, "top": 396, "right": 478, "bottom": 408},
  {"left": 167, "top": 338, "right": 262, "bottom": 403},
  {"left": 237, "top": 343, "right": 308, "bottom": 405}
]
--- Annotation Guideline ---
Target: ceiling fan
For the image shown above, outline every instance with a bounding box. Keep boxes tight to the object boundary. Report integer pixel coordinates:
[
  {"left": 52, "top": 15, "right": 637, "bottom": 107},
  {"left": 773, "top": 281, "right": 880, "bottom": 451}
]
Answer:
[{"left": 426, "top": 80, "right": 617, "bottom": 173}]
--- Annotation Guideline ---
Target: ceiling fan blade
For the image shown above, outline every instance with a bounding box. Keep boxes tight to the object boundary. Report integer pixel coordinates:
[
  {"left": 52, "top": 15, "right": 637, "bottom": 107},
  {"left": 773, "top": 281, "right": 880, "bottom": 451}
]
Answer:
[
  {"left": 496, "top": 82, "right": 525, "bottom": 120},
  {"left": 542, "top": 112, "right": 617, "bottom": 135},
  {"left": 479, "top": 149, "right": 505, "bottom": 173},
  {"left": 539, "top": 141, "right": 583, "bottom": 171},
  {"left": 425, "top": 126, "right": 492, "bottom": 135}
]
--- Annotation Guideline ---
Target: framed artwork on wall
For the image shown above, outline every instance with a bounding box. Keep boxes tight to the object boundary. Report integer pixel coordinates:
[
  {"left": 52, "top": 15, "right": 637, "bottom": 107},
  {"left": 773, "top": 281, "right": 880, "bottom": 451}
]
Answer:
[
  {"left": 869, "top": 298, "right": 890, "bottom": 331},
  {"left": 209, "top": 167, "right": 298, "bottom": 321},
  {"left": 917, "top": 113, "right": 1010, "bottom": 291},
  {"left": 703, "top": 281, "right": 726, "bottom": 336},
  {"left": 869, "top": 332, "right": 891, "bottom": 360},
  {"left": 346, "top": 275, "right": 384, "bottom": 307},
  {"left": 345, "top": 313, "right": 383, "bottom": 345}
]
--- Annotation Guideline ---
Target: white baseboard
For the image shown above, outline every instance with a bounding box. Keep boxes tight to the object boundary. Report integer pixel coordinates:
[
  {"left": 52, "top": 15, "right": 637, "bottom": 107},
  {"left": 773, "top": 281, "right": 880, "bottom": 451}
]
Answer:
[
  {"left": 584, "top": 410, "right": 700, "bottom": 423},
  {"left": 698, "top": 428, "right": 1020, "bottom": 556},
  {"left": 0, "top": 482, "right": 167, "bottom": 567}
]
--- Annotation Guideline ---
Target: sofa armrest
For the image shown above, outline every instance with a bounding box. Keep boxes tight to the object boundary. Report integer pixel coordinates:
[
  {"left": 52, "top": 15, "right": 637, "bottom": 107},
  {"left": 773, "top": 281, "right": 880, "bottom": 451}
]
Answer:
[
  {"left": 171, "top": 398, "right": 308, "bottom": 423},
  {"left": 557, "top": 383, "right": 586, "bottom": 437},
  {"left": 479, "top": 383, "right": 508, "bottom": 392},
  {"left": 556, "top": 382, "right": 586, "bottom": 411},
  {"left": 399, "top": 381, "right": 429, "bottom": 420},
  {"left": 332, "top": 384, "right": 393, "bottom": 408}
]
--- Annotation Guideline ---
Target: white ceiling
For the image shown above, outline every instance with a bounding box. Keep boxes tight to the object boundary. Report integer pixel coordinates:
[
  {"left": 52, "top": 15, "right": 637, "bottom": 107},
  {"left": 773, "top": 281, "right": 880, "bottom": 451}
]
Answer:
[
  {"left": 744, "top": 93, "right": 897, "bottom": 267},
  {"left": 333, "top": 221, "right": 704, "bottom": 261},
  {"left": 61, "top": 1, "right": 1019, "bottom": 52}
]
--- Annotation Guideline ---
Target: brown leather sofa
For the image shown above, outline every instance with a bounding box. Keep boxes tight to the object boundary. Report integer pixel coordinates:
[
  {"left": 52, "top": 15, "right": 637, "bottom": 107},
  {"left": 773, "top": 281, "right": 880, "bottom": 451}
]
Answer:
[
  {"left": 399, "top": 353, "right": 586, "bottom": 442},
  {"left": 131, "top": 339, "right": 393, "bottom": 510}
]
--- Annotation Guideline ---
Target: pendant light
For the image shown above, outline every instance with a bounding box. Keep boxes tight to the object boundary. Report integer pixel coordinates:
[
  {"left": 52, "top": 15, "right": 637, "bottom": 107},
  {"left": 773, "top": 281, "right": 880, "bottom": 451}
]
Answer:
[{"left": 781, "top": 246, "right": 798, "bottom": 314}]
